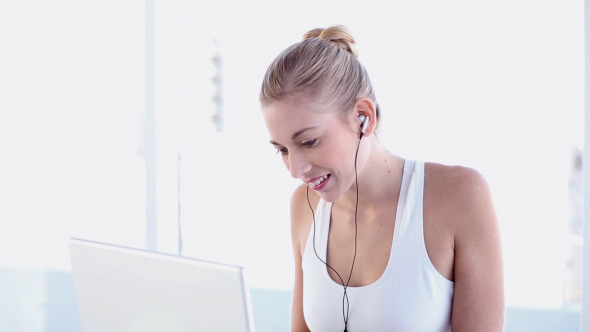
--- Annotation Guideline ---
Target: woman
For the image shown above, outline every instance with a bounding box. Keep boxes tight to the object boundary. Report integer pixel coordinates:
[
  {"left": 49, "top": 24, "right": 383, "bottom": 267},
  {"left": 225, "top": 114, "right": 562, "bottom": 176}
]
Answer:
[{"left": 259, "top": 24, "right": 504, "bottom": 332}]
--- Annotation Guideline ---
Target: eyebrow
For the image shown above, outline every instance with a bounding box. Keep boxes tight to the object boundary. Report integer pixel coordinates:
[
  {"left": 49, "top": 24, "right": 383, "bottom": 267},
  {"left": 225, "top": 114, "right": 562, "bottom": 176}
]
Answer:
[{"left": 269, "top": 126, "right": 318, "bottom": 146}]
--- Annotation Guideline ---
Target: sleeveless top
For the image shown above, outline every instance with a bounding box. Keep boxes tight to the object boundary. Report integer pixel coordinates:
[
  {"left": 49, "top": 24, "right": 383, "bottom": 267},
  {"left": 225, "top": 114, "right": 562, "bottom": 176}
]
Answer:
[{"left": 302, "top": 159, "right": 454, "bottom": 332}]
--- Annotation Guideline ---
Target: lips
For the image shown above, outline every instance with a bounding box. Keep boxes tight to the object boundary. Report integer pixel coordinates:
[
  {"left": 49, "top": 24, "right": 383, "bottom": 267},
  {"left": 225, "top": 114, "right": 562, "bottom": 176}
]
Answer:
[{"left": 307, "top": 175, "right": 329, "bottom": 190}]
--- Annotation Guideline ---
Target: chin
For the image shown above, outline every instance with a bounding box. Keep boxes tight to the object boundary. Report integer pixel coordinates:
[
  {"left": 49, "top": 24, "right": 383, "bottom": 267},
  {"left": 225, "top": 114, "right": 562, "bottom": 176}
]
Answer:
[{"left": 317, "top": 191, "right": 339, "bottom": 203}]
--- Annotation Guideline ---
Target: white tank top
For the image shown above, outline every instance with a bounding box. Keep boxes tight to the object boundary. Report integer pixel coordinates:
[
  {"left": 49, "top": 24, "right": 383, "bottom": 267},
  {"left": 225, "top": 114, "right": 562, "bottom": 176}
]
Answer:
[{"left": 302, "top": 159, "right": 454, "bottom": 332}]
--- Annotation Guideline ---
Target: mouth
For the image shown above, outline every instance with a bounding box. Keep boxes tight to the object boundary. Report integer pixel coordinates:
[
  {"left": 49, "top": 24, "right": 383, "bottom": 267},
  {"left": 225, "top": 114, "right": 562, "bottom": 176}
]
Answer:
[{"left": 306, "top": 174, "right": 330, "bottom": 190}]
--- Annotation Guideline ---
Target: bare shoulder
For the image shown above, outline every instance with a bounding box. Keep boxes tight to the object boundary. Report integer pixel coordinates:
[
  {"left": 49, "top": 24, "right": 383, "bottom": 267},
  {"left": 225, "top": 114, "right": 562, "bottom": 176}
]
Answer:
[
  {"left": 290, "top": 184, "right": 319, "bottom": 256},
  {"left": 424, "top": 162, "right": 491, "bottom": 197},
  {"left": 424, "top": 162, "right": 496, "bottom": 229},
  {"left": 290, "top": 183, "right": 320, "bottom": 226}
]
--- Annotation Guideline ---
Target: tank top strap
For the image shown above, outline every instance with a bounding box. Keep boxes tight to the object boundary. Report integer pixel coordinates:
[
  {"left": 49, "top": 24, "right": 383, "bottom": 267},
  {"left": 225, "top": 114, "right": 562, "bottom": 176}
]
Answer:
[
  {"left": 393, "top": 159, "right": 425, "bottom": 243},
  {"left": 395, "top": 159, "right": 417, "bottom": 225},
  {"left": 311, "top": 198, "right": 332, "bottom": 262}
]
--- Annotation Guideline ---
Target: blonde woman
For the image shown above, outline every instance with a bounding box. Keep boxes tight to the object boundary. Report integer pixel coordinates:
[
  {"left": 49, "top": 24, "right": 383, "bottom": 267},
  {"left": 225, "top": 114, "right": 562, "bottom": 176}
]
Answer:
[{"left": 260, "top": 25, "right": 504, "bottom": 332}]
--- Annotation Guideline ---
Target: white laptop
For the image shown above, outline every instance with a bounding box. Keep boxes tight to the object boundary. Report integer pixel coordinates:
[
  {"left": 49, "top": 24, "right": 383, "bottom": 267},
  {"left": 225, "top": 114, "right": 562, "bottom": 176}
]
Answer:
[{"left": 69, "top": 237, "right": 256, "bottom": 332}]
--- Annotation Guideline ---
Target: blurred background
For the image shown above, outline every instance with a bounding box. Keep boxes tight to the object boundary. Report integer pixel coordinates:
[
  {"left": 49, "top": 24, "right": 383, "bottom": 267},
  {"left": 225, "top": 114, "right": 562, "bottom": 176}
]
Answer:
[{"left": 0, "top": 0, "right": 587, "bottom": 331}]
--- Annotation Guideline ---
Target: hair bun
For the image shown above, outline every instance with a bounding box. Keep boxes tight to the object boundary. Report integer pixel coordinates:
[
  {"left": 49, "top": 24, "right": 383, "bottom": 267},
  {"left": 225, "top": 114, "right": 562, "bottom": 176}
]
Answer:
[{"left": 303, "top": 25, "right": 358, "bottom": 57}]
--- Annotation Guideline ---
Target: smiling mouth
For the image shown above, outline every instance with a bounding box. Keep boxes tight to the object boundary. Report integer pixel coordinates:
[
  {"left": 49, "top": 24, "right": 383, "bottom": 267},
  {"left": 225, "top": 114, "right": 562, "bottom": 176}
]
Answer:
[{"left": 308, "top": 175, "right": 329, "bottom": 188}]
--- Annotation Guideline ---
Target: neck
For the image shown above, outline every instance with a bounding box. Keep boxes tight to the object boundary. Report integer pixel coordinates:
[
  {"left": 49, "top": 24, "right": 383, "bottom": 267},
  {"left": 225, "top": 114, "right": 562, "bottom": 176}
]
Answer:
[{"left": 339, "top": 142, "right": 405, "bottom": 214}]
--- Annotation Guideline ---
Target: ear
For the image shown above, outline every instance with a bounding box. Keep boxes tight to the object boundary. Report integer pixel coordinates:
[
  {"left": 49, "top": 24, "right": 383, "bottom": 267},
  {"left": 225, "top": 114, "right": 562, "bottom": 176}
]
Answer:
[{"left": 354, "top": 97, "right": 377, "bottom": 137}]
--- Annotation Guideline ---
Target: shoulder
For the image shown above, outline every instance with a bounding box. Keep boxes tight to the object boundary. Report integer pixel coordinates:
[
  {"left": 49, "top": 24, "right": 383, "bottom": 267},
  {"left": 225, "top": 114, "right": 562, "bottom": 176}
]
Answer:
[
  {"left": 290, "top": 184, "right": 319, "bottom": 254},
  {"left": 424, "top": 162, "right": 491, "bottom": 197},
  {"left": 424, "top": 162, "right": 494, "bottom": 213},
  {"left": 290, "top": 183, "right": 321, "bottom": 222},
  {"left": 291, "top": 183, "right": 316, "bottom": 213},
  {"left": 423, "top": 161, "right": 498, "bottom": 242}
]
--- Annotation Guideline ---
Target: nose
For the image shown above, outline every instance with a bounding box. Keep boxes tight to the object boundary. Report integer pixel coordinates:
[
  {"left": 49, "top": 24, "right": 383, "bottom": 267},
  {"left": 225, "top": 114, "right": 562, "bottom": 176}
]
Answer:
[{"left": 287, "top": 151, "right": 312, "bottom": 179}]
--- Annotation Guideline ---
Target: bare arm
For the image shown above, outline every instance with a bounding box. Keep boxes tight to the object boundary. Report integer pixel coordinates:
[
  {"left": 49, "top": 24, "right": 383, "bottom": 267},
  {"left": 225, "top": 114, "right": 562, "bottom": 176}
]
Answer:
[
  {"left": 290, "top": 184, "right": 315, "bottom": 332},
  {"left": 450, "top": 169, "right": 505, "bottom": 331},
  {"left": 290, "top": 247, "right": 308, "bottom": 331}
]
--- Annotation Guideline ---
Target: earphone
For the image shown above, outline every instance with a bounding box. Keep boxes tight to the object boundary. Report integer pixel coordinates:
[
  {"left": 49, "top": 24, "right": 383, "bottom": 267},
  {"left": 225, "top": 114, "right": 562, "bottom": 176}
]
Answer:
[
  {"left": 359, "top": 114, "right": 369, "bottom": 138},
  {"left": 306, "top": 114, "right": 368, "bottom": 332}
]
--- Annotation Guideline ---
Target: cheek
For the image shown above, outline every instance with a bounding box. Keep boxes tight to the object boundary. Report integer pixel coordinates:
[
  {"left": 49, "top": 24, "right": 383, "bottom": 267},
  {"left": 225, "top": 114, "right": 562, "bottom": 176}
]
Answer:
[{"left": 327, "top": 142, "right": 357, "bottom": 172}]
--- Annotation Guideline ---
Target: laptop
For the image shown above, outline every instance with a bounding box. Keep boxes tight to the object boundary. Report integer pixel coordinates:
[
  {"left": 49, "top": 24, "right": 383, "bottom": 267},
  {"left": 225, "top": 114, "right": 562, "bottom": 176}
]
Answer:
[{"left": 69, "top": 237, "right": 256, "bottom": 332}]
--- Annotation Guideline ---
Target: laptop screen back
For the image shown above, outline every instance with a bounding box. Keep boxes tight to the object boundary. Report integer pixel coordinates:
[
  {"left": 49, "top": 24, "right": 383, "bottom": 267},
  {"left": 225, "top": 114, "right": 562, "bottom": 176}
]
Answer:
[{"left": 69, "top": 238, "right": 255, "bottom": 332}]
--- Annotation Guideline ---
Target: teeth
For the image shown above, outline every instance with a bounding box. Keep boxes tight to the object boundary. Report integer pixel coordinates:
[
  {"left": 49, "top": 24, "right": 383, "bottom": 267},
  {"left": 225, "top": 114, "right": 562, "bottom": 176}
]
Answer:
[{"left": 310, "top": 175, "right": 328, "bottom": 187}]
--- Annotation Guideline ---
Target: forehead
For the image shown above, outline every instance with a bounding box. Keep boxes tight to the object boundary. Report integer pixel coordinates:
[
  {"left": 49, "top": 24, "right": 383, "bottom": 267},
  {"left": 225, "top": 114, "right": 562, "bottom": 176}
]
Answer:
[{"left": 262, "top": 98, "right": 342, "bottom": 142}]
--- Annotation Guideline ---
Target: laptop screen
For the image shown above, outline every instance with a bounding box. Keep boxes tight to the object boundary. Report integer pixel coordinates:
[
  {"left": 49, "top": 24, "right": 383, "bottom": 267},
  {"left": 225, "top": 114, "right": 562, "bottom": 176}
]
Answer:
[{"left": 69, "top": 237, "right": 255, "bottom": 332}]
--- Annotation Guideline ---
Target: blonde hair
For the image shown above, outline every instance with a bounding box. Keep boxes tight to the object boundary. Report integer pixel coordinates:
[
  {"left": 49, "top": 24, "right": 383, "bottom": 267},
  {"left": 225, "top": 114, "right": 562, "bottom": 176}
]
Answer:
[{"left": 259, "top": 25, "right": 380, "bottom": 121}]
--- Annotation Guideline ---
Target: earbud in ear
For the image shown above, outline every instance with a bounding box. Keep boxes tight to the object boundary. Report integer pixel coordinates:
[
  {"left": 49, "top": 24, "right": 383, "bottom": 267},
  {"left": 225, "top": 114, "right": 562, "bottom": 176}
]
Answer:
[{"left": 359, "top": 115, "right": 369, "bottom": 137}]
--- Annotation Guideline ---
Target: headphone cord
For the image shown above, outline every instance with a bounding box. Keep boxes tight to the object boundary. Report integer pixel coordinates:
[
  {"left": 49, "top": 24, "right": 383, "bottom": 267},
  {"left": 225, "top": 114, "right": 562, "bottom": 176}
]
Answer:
[{"left": 306, "top": 136, "right": 362, "bottom": 332}]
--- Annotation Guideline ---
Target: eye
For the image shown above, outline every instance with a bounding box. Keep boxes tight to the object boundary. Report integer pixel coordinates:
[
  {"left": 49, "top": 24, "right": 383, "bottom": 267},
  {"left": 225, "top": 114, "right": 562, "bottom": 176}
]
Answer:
[
  {"left": 276, "top": 147, "right": 288, "bottom": 156},
  {"left": 301, "top": 139, "right": 317, "bottom": 149}
]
